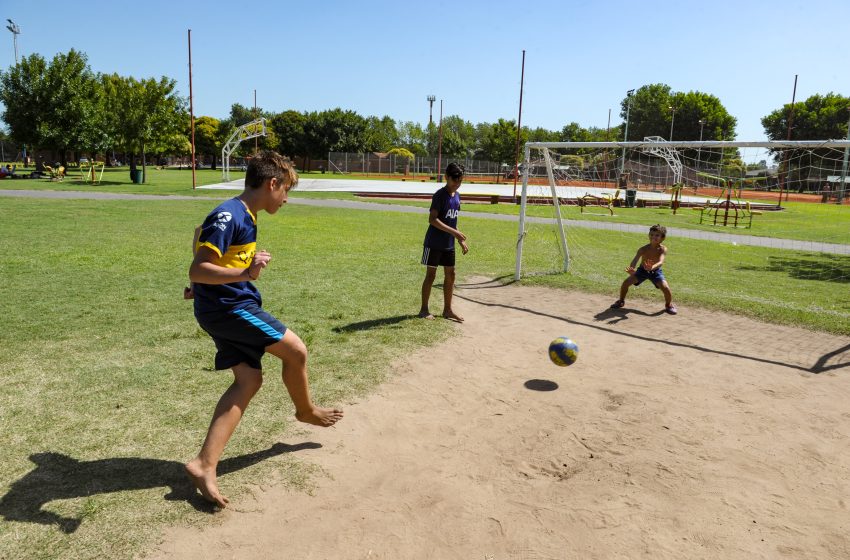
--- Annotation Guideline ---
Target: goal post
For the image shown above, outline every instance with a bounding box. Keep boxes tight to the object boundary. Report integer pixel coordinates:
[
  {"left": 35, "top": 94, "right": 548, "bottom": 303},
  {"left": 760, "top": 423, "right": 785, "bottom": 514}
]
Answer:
[{"left": 514, "top": 139, "right": 850, "bottom": 281}]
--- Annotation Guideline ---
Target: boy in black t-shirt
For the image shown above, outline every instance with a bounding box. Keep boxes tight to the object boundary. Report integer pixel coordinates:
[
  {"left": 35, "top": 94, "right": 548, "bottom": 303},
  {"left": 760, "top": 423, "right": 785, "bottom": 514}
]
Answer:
[{"left": 419, "top": 162, "right": 469, "bottom": 322}]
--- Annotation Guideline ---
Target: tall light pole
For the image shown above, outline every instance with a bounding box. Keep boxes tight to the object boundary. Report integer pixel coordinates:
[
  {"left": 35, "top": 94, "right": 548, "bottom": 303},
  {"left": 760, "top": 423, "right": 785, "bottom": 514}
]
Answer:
[
  {"left": 427, "top": 95, "right": 436, "bottom": 125},
  {"left": 6, "top": 19, "right": 20, "bottom": 65},
  {"left": 668, "top": 105, "right": 677, "bottom": 141},
  {"left": 620, "top": 89, "right": 635, "bottom": 176},
  {"left": 697, "top": 119, "right": 706, "bottom": 170}
]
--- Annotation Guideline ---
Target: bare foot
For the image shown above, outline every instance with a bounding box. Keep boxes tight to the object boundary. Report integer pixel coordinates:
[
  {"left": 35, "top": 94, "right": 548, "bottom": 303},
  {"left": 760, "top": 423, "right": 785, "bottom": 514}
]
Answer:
[
  {"left": 185, "top": 458, "right": 229, "bottom": 508},
  {"left": 417, "top": 310, "right": 435, "bottom": 320},
  {"left": 296, "top": 406, "right": 344, "bottom": 427},
  {"left": 442, "top": 310, "right": 464, "bottom": 323}
]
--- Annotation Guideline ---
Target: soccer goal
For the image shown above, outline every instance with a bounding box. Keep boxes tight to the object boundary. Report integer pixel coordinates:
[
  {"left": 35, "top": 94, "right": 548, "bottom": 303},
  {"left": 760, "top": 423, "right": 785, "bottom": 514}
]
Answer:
[{"left": 515, "top": 139, "right": 850, "bottom": 283}]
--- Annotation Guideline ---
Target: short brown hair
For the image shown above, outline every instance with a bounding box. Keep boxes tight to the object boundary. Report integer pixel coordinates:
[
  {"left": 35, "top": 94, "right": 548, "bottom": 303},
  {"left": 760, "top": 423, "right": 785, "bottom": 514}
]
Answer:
[
  {"left": 245, "top": 150, "right": 299, "bottom": 190},
  {"left": 649, "top": 224, "right": 667, "bottom": 238}
]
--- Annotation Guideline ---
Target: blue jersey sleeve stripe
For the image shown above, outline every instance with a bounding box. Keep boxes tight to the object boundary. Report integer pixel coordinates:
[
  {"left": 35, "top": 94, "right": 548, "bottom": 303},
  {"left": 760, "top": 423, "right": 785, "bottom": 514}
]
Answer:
[{"left": 232, "top": 309, "right": 284, "bottom": 340}]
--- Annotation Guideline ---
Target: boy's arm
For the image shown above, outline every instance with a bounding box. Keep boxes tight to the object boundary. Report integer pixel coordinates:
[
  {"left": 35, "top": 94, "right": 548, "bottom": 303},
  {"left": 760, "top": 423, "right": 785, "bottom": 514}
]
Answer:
[
  {"left": 189, "top": 247, "right": 270, "bottom": 285},
  {"left": 626, "top": 247, "right": 643, "bottom": 272},
  {"left": 183, "top": 226, "right": 203, "bottom": 299}
]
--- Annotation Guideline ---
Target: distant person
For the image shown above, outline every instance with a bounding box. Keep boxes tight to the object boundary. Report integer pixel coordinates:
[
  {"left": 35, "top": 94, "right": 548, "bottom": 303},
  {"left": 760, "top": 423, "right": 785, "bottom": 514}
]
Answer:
[
  {"left": 418, "top": 162, "right": 469, "bottom": 322},
  {"left": 0, "top": 164, "right": 18, "bottom": 179},
  {"left": 610, "top": 224, "right": 677, "bottom": 315},
  {"left": 185, "top": 150, "right": 343, "bottom": 508}
]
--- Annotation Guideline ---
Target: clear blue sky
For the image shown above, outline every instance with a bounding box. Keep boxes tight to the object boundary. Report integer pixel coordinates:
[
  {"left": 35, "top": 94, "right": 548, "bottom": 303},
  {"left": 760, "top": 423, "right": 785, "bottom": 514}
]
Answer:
[{"left": 3, "top": 0, "right": 849, "bottom": 141}]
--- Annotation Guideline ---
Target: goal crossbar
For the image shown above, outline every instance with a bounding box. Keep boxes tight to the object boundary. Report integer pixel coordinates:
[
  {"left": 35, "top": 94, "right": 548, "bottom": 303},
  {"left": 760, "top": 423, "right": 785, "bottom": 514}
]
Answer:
[{"left": 527, "top": 140, "right": 850, "bottom": 149}]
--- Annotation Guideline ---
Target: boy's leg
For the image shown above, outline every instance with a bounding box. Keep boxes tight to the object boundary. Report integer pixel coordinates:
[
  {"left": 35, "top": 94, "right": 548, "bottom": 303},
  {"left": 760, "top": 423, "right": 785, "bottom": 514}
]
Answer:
[
  {"left": 442, "top": 266, "right": 463, "bottom": 322},
  {"left": 186, "top": 363, "right": 264, "bottom": 508},
  {"left": 658, "top": 280, "right": 676, "bottom": 313},
  {"left": 265, "top": 330, "right": 344, "bottom": 427},
  {"left": 419, "top": 266, "right": 438, "bottom": 319},
  {"left": 619, "top": 276, "right": 637, "bottom": 301}
]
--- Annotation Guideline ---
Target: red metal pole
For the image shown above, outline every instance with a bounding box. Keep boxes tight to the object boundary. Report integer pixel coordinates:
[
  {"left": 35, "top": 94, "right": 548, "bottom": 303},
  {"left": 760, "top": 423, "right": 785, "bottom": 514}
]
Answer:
[
  {"left": 778, "top": 74, "right": 797, "bottom": 208},
  {"left": 437, "top": 100, "right": 443, "bottom": 182},
  {"left": 512, "top": 49, "right": 526, "bottom": 200},
  {"left": 188, "top": 29, "right": 197, "bottom": 190}
]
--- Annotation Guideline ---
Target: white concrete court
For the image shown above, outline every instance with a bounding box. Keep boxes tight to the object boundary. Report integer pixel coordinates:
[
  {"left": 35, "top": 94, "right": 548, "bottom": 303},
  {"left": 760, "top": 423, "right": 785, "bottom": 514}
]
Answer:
[{"left": 199, "top": 177, "right": 735, "bottom": 206}]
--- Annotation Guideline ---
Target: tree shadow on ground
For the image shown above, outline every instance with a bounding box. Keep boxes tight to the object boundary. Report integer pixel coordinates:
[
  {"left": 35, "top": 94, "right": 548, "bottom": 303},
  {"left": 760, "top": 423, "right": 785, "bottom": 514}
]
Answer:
[
  {"left": 0, "top": 441, "right": 320, "bottom": 533},
  {"left": 737, "top": 253, "right": 850, "bottom": 284}
]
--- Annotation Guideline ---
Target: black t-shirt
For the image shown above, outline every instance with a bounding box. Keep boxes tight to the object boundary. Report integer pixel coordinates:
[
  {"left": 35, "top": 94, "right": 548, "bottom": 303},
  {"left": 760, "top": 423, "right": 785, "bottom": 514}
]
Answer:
[{"left": 423, "top": 186, "right": 460, "bottom": 250}]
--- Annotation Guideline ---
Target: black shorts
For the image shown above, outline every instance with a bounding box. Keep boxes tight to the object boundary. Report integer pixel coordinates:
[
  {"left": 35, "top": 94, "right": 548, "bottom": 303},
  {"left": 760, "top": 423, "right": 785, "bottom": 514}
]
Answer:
[
  {"left": 421, "top": 247, "right": 456, "bottom": 268},
  {"left": 196, "top": 304, "right": 287, "bottom": 370}
]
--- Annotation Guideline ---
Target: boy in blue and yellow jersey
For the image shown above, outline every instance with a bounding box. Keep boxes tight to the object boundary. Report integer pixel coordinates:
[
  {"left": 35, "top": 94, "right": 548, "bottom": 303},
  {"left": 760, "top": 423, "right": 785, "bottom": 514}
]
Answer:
[
  {"left": 419, "top": 162, "right": 469, "bottom": 322},
  {"left": 185, "top": 151, "right": 343, "bottom": 508}
]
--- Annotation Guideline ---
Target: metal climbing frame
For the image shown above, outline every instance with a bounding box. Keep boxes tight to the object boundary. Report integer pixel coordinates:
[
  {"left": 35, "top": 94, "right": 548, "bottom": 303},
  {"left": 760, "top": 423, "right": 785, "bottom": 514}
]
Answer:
[
  {"left": 642, "top": 136, "right": 683, "bottom": 186},
  {"left": 221, "top": 118, "right": 267, "bottom": 181}
]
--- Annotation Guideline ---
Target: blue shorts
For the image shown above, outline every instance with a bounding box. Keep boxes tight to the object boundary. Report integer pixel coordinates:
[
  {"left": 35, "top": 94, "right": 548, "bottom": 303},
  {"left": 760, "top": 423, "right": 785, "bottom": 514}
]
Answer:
[
  {"left": 634, "top": 266, "right": 666, "bottom": 288},
  {"left": 196, "top": 304, "right": 287, "bottom": 370}
]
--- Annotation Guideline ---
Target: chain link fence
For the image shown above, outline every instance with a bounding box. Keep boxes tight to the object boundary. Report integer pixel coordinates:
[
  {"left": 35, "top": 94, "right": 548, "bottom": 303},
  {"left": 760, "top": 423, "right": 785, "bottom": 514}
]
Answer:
[{"left": 327, "top": 152, "right": 511, "bottom": 181}]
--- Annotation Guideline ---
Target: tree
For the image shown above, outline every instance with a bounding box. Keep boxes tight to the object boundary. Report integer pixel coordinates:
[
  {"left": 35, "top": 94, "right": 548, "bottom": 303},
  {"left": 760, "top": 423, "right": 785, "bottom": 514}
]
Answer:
[
  {"left": 269, "top": 110, "right": 307, "bottom": 158},
  {"left": 364, "top": 115, "right": 399, "bottom": 152},
  {"left": 762, "top": 93, "right": 850, "bottom": 184},
  {"left": 480, "top": 119, "right": 526, "bottom": 168},
  {"left": 193, "top": 116, "right": 226, "bottom": 169},
  {"left": 0, "top": 50, "right": 104, "bottom": 166},
  {"left": 397, "top": 121, "right": 427, "bottom": 157},
  {"left": 427, "top": 115, "right": 475, "bottom": 158},
  {"left": 620, "top": 84, "right": 737, "bottom": 164},
  {"left": 102, "top": 74, "right": 187, "bottom": 179},
  {"left": 303, "top": 108, "right": 367, "bottom": 159}
]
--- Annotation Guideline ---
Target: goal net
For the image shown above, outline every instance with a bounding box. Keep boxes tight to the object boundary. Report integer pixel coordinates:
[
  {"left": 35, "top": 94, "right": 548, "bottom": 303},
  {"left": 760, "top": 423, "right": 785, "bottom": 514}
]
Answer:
[{"left": 514, "top": 139, "right": 850, "bottom": 330}]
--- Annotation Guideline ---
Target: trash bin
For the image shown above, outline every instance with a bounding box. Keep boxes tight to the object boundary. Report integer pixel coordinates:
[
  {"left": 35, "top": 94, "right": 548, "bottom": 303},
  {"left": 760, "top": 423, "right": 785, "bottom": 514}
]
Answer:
[
  {"left": 130, "top": 169, "right": 144, "bottom": 184},
  {"left": 625, "top": 189, "right": 637, "bottom": 208}
]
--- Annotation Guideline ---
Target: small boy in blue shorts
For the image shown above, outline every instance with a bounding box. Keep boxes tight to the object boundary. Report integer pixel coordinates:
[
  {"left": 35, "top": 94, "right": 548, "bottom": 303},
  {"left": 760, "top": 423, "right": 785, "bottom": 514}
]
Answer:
[
  {"left": 418, "top": 162, "right": 469, "bottom": 322},
  {"left": 611, "top": 224, "right": 677, "bottom": 315},
  {"left": 185, "top": 151, "right": 343, "bottom": 508}
]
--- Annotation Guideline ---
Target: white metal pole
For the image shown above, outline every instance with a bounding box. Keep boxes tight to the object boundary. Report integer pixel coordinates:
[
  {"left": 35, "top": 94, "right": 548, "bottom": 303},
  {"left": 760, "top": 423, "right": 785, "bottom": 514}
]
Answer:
[
  {"left": 541, "top": 148, "right": 570, "bottom": 272},
  {"left": 515, "top": 144, "right": 531, "bottom": 281},
  {"left": 838, "top": 114, "right": 850, "bottom": 204}
]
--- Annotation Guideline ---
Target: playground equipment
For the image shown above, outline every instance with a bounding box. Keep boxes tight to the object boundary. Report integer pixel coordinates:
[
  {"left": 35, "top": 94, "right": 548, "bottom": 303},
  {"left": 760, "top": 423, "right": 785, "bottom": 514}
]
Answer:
[
  {"left": 694, "top": 172, "right": 762, "bottom": 228},
  {"left": 79, "top": 160, "right": 105, "bottom": 185},
  {"left": 222, "top": 118, "right": 266, "bottom": 181},
  {"left": 43, "top": 164, "right": 65, "bottom": 181},
  {"left": 668, "top": 184, "right": 684, "bottom": 214},
  {"left": 578, "top": 188, "right": 620, "bottom": 215}
]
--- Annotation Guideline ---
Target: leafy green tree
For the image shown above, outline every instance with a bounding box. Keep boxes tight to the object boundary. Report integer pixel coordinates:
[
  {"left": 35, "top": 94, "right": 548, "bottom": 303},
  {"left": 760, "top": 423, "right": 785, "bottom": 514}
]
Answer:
[
  {"left": 102, "top": 74, "right": 187, "bottom": 179},
  {"left": 397, "top": 121, "right": 427, "bottom": 157},
  {"left": 426, "top": 115, "right": 475, "bottom": 158},
  {"left": 364, "top": 115, "right": 399, "bottom": 152},
  {"left": 762, "top": 93, "right": 850, "bottom": 182},
  {"left": 193, "top": 116, "right": 225, "bottom": 169},
  {"left": 480, "top": 119, "right": 527, "bottom": 168},
  {"left": 302, "top": 108, "right": 367, "bottom": 162},
  {"left": 0, "top": 50, "right": 104, "bottom": 166},
  {"left": 269, "top": 110, "right": 307, "bottom": 158}
]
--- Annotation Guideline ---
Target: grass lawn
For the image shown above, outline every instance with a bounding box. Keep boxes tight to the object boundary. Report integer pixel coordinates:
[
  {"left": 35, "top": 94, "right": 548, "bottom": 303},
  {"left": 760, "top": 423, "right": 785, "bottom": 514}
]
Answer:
[{"left": 0, "top": 183, "right": 849, "bottom": 559}]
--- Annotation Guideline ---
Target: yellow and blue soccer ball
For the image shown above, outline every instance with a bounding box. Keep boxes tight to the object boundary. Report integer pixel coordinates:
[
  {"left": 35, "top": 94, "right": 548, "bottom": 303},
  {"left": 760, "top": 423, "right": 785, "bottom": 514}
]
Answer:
[{"left": 548, "top": 337, "right": 578, "bottom": 366}]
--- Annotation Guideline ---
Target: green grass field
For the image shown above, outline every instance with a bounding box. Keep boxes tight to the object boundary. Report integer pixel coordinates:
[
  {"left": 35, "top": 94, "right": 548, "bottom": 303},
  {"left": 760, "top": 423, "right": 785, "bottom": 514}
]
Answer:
[{"left": 1, "top": 176, "right": 849, "bottom": 558}]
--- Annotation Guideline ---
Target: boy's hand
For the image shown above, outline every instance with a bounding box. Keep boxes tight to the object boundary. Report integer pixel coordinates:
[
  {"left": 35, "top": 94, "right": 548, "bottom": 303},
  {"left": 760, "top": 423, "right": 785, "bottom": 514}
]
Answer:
[
  {"left": 643, "top": 259, "right": 654, "bottom": 271},
  {"left": 625, "top": 266, "right": 636, "bottom": 274},
  {"left": 455, "top": 231, "right": 467, "bottom": 242},
  {"left": 247, "top": 250, "right": 271, "bottom": 280},
  {"left": 459, "top": 240, "right": 469, "bottom": 255},
  {"left": 183, "top": 285, "right": 195, "bottom": 299}
]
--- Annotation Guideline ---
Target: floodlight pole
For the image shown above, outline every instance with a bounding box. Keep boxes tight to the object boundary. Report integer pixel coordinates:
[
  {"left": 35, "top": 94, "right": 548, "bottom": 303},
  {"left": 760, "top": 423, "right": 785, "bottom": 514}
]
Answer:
[
  {"left": 188, "top": 29, "right": 196, "bottom": 190},
  {"left": 668, "top": 105, "right": 677, "bottom": 141},
  {"left": 620, "top": 89, "right": 634, "bottom": 176},
  {"left": 427, "top": 95, "right": 436, "bottom": 125},
  {"left": 6, "top": 19, "right": 20, "bottom": 65},
  {"left": 512, "top": 49, "right": 526, "bottom": 200},
  {"left": 697, "top": 119, "right": 706, "bottom": 170}
]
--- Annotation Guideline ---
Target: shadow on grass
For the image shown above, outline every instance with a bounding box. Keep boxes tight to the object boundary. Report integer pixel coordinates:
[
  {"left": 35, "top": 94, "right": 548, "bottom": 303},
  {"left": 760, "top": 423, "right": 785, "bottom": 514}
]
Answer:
[
  {"left": 0, "top": 441, "right": 320, "bottom": 533},
  {"left": 455, "top": 290, "right": 850, "bottom": 374},
  {"left": 737, "top": 253, "right": 850, "bottom": 283},
  {"left": 333, "top": 315, "right": 418, "bottom": 333}
]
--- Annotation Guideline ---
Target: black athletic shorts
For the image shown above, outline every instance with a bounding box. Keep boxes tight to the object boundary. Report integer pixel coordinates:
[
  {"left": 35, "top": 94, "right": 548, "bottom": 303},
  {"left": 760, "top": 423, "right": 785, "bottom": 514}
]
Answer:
[
  {"left": 421, "top": 247, "right": 456, "bottom": 268},
  {"left": 195, "top": 303, "right": 287, "bottom": 370}
]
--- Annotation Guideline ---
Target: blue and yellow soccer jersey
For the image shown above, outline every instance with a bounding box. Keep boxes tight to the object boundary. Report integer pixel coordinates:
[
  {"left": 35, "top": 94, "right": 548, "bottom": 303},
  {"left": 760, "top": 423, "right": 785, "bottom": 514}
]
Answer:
[{"left": 193, "top": 198, "right": 262, "bottom": 315}]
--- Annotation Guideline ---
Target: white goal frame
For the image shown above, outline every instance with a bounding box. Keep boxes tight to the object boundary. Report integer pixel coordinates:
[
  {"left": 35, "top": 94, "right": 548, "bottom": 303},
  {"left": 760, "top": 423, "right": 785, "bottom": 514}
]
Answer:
[
  {"left": 515, "top": 139, "right": 850, "bottom": 281},
  {"left": 221, "top": 118, "right": 267, "bottom": 181}
]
